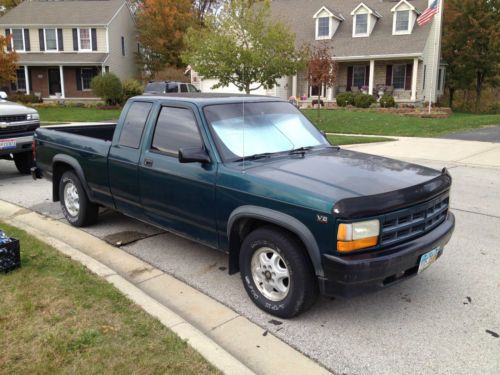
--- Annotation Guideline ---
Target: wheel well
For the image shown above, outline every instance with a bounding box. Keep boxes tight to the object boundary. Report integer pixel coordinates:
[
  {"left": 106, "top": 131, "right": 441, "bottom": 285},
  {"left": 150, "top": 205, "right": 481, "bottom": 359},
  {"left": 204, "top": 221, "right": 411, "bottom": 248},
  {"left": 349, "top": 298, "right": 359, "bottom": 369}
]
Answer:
[
  {"left": 52, "top": 162, "right": 74, "bottom": 202},
  {"left": 228, "top": 218, "right": 309, "bottom": 274}
]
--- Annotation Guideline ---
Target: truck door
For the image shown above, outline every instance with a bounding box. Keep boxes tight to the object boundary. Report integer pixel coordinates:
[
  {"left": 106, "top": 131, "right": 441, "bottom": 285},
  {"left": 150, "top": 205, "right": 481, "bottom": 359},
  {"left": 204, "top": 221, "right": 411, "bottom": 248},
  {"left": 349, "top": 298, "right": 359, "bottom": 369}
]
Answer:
[
  {"left": 108, "top": 101, "right": 153, "bottom": 219},
  {"left": 139, "top": 104, "right": 218, "bottom": 248}
]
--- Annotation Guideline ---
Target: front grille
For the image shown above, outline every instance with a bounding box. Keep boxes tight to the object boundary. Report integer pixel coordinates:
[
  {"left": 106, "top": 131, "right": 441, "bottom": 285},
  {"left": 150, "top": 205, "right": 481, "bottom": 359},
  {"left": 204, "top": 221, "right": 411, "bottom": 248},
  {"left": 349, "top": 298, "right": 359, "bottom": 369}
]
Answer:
[
  {"left": 0, "top": 115, "right": 28, "bottom": 123},
  {"left": 0, "top": 123, "right": 38, "bottom": 134},
  {"left": 380, "top": 193, "right": 449, "bottom": 247}
]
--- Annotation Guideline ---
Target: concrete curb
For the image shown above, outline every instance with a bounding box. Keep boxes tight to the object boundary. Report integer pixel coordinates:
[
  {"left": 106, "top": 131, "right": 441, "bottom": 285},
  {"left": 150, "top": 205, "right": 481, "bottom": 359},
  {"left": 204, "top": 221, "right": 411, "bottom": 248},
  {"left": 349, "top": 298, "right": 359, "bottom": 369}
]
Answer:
[{"left": 0, "top": 200, "right": 331, "bottom": 375}]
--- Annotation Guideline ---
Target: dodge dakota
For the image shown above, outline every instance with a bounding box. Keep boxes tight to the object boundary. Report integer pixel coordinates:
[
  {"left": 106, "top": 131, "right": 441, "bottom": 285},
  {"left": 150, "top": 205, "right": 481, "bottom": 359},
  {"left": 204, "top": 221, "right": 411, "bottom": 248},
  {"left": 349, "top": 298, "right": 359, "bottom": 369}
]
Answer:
[{"left": 32, "top": 94, "right": 455, "bottom": 318}]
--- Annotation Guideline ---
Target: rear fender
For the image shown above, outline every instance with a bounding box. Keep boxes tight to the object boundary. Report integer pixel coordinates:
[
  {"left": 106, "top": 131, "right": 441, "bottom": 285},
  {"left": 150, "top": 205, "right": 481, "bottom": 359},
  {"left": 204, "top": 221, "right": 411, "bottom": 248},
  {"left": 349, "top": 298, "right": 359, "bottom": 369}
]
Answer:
[{"left": 52, "top": 154, "right": 93, "bottom": 202}]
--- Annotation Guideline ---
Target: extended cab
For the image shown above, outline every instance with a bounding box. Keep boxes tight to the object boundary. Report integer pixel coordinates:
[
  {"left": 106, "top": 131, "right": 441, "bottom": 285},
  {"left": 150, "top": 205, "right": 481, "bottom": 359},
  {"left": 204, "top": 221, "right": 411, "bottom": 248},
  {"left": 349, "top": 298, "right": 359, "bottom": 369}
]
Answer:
[
  {"left": 0, "top": 92, "right": 39, "bottom": 174},
  {"left": 32, "top": 94, "right": 455, "bottom": 318}
]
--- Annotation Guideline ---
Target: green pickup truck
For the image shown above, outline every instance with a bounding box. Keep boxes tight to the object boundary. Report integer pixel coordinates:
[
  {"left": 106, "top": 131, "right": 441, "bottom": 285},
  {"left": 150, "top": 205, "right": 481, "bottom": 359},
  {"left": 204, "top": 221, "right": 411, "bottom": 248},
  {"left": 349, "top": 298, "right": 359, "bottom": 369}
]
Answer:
[{"left": 32, "top": 94, "right": 455, "bottom": 318}]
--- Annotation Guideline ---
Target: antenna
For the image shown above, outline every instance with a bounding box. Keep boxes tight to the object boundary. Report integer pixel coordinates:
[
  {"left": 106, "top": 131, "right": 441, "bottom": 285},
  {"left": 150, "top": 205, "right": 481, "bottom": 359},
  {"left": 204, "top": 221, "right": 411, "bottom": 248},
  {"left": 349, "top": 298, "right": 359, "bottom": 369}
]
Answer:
[{"left": 242, "top": 64, "right": 246, "bottom": 174}]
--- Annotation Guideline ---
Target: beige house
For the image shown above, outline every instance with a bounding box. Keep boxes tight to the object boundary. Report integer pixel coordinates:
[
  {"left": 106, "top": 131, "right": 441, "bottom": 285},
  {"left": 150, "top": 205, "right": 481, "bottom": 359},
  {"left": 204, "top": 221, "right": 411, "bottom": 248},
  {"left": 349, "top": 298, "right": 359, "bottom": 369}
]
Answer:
[
  {"left": 0, "top": 0, "right": 137, "bottom": 101},
  {"left": 195, "top": 0, "right": 445, "bottom": 104}
]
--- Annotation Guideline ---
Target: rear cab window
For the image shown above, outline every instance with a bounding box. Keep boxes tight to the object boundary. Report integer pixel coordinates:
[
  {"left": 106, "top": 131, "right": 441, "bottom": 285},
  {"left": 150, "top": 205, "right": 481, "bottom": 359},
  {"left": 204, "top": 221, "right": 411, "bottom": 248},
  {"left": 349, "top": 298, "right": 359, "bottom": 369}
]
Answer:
[
  {"left": 165, "top": 83, "right": 178, "bottom": 93},
  {"left": 119, "top": 101, "right": 153, "bottom": 149}
]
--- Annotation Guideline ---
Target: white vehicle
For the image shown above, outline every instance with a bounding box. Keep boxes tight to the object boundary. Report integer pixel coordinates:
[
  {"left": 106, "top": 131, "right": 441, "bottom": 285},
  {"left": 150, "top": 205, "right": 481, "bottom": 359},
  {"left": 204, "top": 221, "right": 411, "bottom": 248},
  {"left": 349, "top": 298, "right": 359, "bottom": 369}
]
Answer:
[{"left": 0, "top": 91, "right": 40, "bottom": 174}]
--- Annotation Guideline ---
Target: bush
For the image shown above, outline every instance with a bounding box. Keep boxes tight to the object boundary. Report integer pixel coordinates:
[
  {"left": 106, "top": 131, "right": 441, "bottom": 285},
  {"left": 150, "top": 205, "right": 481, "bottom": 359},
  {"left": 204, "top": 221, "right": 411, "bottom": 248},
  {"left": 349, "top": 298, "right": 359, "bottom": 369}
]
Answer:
[
  {"left": 379, "top": 95, "right": 396, "bottom": 108},
  {"left": 8, "top": 92, "right": 42, "bottom": 103},
  {"left": 91, "top": 73, "right": 123, "bottom": 105},
  {"left": 122, "top": 79, "right": 143, "bottom": 101},
  {"left": 354, "top": 94, "right": 376, "bottom": 108},
  {"left": 336, "top": 92, "right": 355, "bottom": 107}
]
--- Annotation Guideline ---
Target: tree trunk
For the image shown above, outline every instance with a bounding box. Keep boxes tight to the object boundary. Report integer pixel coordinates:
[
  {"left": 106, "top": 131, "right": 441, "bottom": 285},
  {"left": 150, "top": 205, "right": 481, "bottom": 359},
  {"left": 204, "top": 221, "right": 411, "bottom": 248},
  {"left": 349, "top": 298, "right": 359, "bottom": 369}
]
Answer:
[
  {"left": 475, "top": 71, "right": 483, "bottom": 113},
  {"left": 448, "top": 87, "right": 455, "bottom": 109},
  {"left": 245, "top": 83, "right": 250, "bottom": 94},
  {"left": 317, "top": 94, "right": 321, "bottom": 120}
]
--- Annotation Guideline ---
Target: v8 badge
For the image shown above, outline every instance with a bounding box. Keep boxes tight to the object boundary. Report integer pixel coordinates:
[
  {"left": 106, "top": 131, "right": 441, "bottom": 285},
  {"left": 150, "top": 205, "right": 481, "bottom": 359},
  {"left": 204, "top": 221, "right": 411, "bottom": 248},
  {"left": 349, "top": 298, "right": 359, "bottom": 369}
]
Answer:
[{"left": 316, "top": 214, "right": 328, "bottom": 224}]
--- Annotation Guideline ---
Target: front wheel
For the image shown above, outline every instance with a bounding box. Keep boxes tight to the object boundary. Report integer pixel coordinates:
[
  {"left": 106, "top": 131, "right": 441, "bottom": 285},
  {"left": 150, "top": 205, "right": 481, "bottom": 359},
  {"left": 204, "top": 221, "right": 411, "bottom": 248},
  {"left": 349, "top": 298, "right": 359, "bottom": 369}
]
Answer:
[
  {"left": 59, "top": 171, "right": 98, "bottom": 227},
  {"left": 13, "top": 151, "right": 34, "bottom": 174},
  {"left": 239, "top": 227, "right": 318, "bottom": 318}
]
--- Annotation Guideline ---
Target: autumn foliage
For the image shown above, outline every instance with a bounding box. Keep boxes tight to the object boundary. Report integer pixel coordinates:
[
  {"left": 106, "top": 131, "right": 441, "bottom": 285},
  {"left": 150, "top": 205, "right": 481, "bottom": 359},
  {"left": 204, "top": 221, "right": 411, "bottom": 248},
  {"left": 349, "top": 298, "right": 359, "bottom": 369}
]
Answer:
[
  {"left": 136, "top": 0, "right": 193, "bottom": 76},
  {"left": 0, "top": 35, "right": 18, "bottom": 86},
  {"left": 307, "top": 44, "right": 337, "bottom": 117}
]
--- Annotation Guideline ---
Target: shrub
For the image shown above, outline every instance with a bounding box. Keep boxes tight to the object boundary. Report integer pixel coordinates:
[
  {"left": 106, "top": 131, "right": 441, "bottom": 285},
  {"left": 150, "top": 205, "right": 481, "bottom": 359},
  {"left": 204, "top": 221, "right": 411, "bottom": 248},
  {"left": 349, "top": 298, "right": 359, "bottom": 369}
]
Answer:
[
  {"left": 8, "top": 92, "right": 42, "bottom": 103},
  {"left": 91, "top": 73, "right": 123, "bottom": 105},
  {"left": 336, "top": 92, "right": 355, "bottom": 107},
  {"left": 311, "top": 99, "right": 324, "bottom": 107},
  {"left": 122, "top": 79, "right": 143, "bottom": 101},
  {"left": 354, "top": 94, "right": 376, "bottom": 108},
  {"left": 379, "top": 95, "right": 396, "bottom": 108}
]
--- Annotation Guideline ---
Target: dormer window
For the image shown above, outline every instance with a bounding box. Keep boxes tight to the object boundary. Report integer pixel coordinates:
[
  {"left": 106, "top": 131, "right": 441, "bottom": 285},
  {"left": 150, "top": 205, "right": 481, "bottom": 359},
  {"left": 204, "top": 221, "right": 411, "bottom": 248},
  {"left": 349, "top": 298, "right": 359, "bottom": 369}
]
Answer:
[
  {"left": 351, "top": 3, "right": 381, "bottom": 38},
  {"left": 313, "top": 6, "right": 344, "bottom": 40},
  {"left": 391, "top": 0, "right": 419, "bottom": 35}
]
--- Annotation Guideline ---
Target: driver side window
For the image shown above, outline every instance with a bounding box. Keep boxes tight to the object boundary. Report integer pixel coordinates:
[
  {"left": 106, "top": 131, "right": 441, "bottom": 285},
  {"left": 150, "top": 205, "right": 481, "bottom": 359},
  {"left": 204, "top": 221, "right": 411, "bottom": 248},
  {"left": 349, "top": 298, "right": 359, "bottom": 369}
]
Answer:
[{"left": 151, "top": 106, "right": 203, "bottom": 155}]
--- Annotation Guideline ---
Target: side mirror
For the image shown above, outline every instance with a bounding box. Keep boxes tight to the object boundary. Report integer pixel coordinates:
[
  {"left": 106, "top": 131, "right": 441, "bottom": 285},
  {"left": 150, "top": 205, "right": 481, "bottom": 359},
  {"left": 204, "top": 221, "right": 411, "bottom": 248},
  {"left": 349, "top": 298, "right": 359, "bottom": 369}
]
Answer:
[
  {"left": 178, "top": 147, "right": 211, "bottom": 164},
  {"left": 0, "top": 91, "right": 7, "bottom": 99}
]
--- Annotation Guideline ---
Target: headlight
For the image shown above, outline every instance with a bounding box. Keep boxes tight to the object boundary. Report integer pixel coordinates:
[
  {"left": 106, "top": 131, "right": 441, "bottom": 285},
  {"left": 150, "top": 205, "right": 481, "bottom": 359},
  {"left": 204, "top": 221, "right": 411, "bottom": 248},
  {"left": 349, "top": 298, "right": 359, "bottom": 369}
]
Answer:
[
  {"left": 337, "top": 219, "right": 380, "bottom": 252},
  {"left": 27, "top": 113, "right": 39, "bottom": 120}
]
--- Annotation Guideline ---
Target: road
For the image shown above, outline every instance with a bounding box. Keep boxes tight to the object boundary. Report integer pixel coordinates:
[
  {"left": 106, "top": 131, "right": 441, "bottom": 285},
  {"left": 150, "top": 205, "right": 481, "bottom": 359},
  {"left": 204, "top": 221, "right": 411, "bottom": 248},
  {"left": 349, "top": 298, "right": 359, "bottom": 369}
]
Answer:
[{"left": 1, "top": 141, "right": 499, "bottom": 375}]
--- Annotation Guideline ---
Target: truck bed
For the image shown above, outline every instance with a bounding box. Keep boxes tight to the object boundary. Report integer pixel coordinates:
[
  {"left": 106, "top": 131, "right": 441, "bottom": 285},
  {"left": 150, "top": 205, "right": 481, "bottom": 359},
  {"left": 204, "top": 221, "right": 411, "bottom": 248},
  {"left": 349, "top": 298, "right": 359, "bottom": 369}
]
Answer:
[{"left": 42, "top": 123, "right": 116, "bottom": 141}]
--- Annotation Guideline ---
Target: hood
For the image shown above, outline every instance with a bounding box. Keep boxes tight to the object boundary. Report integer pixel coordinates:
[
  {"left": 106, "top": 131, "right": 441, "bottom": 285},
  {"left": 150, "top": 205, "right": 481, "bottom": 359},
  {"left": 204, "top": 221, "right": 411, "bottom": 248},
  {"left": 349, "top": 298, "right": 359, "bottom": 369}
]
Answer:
[
  {"left": 239, "top": 148, "right": 449, "bottom": 215},
  {"left": 0, "top": 100, "right": 38, "bottom": 116}
]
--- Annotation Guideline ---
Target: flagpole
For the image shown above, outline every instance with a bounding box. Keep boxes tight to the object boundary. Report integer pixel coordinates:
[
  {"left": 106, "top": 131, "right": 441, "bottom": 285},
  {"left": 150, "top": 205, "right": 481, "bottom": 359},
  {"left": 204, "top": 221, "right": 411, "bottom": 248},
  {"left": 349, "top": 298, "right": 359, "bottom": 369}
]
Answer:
[{"left": 428, "top": 0, "right": 442, "bottom": 114}]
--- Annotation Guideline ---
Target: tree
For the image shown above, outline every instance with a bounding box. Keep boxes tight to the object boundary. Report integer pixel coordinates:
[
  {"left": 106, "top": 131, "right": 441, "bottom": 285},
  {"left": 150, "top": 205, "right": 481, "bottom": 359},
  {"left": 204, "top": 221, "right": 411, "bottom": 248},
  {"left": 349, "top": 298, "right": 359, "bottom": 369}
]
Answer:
[
  {"left": 136, "top": 0, "right": 193, "bottom": 76},
  {"left": 0, "top": 35, "right": 18, "bottom": 86},
  {"left": 442, "top": 0, "right": 500, "bottom": 111},
  {"left": 0, "top": 0, "right": 22, "bottom": 12},
  {"left": 307, "top": 44, "right": 337, "bottom": 119},
  {"left": 182, "top": 0, "right": 307, "bottom": 94},
  {"left": 192, "top": 0, "right": 222, "bottom": 25}
]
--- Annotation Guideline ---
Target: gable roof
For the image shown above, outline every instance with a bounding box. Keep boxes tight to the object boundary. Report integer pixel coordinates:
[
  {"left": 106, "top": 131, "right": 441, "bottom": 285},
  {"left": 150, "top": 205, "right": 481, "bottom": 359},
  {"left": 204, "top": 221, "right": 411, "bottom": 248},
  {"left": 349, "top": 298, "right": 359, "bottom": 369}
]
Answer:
[
  {"left": 271, "top": 0, "right": 431, "bottom": 59},
  {"left": 313, "top": 6, "right": 345, "bottom": 22},
  {"left": 0, "top": 0, "right": 126, "bottom": 26},
  {"left": 351, "top": 2, "right": 382, "bottom": 18}
]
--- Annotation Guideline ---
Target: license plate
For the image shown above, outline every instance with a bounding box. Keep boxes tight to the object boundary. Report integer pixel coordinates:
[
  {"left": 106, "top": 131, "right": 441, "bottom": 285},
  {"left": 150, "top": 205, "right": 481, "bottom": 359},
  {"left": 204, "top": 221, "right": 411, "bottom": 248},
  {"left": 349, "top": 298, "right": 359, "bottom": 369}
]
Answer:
[
  {"left": 418, "top": 247, "right": 441, "bottom": 273},
  {"left": 0, "top": 139, "right": 16, "bottom": 150}
]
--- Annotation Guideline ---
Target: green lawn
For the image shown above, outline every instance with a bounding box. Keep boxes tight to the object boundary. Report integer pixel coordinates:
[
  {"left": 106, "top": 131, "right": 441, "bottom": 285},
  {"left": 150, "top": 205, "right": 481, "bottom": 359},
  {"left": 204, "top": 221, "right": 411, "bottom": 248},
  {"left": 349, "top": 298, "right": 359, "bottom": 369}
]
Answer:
[
  {"left": 36, "top": 106, "right": 122, "bottom": 123},
  {"left": 0, "top": 222, "right": 219, "bottom": 375},
  {"left": 303, "top": 109, "right": 500, "bottom": 137},
  {"left": 327, "top": 134, "right": 394, "bottom": 145}
]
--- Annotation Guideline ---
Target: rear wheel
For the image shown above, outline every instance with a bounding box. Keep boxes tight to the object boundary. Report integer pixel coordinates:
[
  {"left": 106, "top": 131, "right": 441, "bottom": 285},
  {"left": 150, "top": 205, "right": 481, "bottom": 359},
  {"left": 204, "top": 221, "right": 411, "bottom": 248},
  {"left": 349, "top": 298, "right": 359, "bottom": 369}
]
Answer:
[
  {"left": 13, "top": 151, "right": 34, "bottom": 175},
  {"left": 239, "top": 226, "right": 318, "bottom": 318},
  {"left": 59, "top": 171, "right": 98, "bottom": 227}
]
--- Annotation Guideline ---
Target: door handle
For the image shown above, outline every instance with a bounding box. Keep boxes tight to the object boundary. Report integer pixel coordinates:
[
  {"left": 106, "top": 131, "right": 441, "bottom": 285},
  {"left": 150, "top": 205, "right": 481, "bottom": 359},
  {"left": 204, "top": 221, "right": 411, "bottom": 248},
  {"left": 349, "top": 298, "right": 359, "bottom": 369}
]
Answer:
[{"left": 144, "top": 158, "right": 153, "bottom": 167}]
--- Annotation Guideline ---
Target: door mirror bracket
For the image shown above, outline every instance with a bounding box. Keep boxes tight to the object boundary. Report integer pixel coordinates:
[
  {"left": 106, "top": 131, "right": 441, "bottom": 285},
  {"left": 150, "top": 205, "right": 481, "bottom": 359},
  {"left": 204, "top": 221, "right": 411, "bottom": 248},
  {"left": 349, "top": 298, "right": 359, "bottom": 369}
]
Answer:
[{"left": 178, "top": 147, "right": 211, "bottom": 164}]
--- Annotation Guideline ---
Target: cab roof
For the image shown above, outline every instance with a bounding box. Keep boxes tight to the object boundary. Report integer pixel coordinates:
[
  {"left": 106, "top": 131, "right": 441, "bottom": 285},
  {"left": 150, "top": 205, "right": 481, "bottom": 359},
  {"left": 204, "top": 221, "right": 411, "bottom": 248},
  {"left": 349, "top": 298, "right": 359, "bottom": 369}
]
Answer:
[{"left": 135, "top": 93, "right": 284, "bottom": 105}]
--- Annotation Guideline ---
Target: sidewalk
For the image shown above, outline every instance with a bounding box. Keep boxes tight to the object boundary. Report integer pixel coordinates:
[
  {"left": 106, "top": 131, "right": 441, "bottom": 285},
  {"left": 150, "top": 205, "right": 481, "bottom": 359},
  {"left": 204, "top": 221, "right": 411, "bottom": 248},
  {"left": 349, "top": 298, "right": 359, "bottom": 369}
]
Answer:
[
  {"left": 339, "top": 135, "right": 500, "bottom": 168},
  {"left": 0, "top": 200, "right": 331, "bottom": 375}
]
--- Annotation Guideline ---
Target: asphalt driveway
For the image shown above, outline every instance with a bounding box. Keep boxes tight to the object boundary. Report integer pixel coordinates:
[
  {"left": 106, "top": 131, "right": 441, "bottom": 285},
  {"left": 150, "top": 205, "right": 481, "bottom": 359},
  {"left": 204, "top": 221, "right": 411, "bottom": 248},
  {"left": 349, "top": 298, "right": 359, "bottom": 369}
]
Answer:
[
  {"left": 1, "top": 138, "right": 499, "bottom": 375},
  {"left": 440, "top": 125, "right": 500, "bottom": 143}
]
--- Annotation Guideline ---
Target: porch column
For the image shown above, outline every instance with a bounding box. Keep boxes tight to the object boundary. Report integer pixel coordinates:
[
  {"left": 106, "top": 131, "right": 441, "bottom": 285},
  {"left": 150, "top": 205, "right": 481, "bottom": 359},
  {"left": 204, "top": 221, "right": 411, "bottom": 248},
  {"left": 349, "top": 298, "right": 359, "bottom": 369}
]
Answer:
[
  {"left": 411, "top": 57, "right": 418, "bottom": 101},
  {"left": 326, "top": 87, "right": 333, "bottom": 100},
  {"left": 59, "top": 65, "right": 65, "bottom": 98},
  {"left": 368, "top": 59, "right": 375, "bottom": 96},
  {"left": 24, "top": 66, "right": 29, "bottom": 95},
  {"left": 292, "top": 75, "right": 297, "bottom": 97}
]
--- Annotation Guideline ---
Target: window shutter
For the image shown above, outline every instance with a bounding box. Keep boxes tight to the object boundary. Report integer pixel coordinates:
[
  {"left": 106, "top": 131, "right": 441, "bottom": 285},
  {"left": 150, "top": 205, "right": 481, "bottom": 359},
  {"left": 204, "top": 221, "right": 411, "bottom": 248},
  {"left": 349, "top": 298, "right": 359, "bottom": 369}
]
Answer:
[
  {"left": 24, "top": 29, "right": 30, "bottom": 51},
  {"left": 57, "top": 29, "right": 64, "bottom": 51},
  {"left": 28, "top": 67, "right": 33, "bottom": 92},
  {"left": 347, "top": 66, "right": 353, "bottom": 91},
  {"left": 91, "top": 28, "right": 97, "bottom": 51},
  {"left": 365, "top": 66, "right": 370, "bottom": 87},
  {"left": 76, "top": 68, "right": 82, "bottom": 91},
  {"left": 5, "top": 29, "right": 11, "bottom": 51},
  {"left": 72, "top": 29, "right": 78, "bottom": 51},
  {"left": 38, "top": 29, "right": 45, "bottom": 51},
  {"left": 405, "top": 63, "right": 413, "bottom": 90},
  {"left": 386, "top": 65, "right": 393, "bottom": 86}
]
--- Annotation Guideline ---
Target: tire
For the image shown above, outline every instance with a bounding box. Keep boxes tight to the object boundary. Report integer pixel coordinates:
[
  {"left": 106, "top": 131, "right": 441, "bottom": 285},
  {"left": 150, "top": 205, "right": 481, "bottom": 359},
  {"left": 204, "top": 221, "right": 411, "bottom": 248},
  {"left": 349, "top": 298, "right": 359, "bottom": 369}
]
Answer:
[
  {"left": 59, "top": 171, "right": 98, "bottom": 227},
  {"left": 13, "top": 151, "right": 34, "bottom": 175},
  {"left": 239, "top": 226, "right": 318, "bottom": 318}
]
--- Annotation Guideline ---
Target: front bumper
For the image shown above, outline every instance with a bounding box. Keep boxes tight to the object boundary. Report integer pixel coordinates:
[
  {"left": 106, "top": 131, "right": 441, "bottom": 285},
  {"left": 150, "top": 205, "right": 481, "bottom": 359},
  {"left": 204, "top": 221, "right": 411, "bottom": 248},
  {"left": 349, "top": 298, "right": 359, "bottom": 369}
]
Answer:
[{"left": 318, "top": 212, "right": 455, "bottom": 298}]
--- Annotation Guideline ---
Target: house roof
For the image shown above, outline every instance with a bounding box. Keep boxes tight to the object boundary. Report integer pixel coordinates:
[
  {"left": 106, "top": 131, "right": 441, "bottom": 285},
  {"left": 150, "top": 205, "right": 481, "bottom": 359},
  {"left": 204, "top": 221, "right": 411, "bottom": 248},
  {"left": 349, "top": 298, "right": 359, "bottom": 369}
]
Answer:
[
  {"left": 271, "top": 0, "right": 432, "bottom": 59},
  {"left": 0, "top": 0, "right": 126, "bottom": 26},
  {"left": 17, "top": 53, "right": 108, "bottom": 65}
]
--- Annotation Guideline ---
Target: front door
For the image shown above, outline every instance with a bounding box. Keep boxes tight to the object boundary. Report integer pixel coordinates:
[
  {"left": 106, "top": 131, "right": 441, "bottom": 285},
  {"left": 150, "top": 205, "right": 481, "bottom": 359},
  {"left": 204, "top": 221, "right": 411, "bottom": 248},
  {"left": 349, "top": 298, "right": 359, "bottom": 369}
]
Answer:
[{"left": 48, "top": 68, "right": 61, "bottom": 96}]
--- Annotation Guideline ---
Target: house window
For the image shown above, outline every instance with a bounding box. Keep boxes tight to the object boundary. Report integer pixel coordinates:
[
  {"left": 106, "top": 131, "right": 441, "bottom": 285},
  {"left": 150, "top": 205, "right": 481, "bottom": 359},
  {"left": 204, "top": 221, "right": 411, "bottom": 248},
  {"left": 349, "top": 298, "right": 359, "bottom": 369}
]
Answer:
[
  {"left": 11, "top": 29, "right": 25, "bottom": 51},
  {"left": 395, "top": 10, "right": 410, "bottom": 32},
  {"left": 392, "top": 64, "right": 406, "bottom": 89},
  {"left": 16, "top": 69, "right": 26, "bottom": 91},
  {"left": 44, "top": 28, "right": 58, "bottom": 51},
  {"left": 352, "top": 65, "right": 366, "bottom": 88},
  {"left": 78, "top": 28, "right": 92, "bottom": 51},
  {"left": 121, "top": 36, "right": 125, "bottom": 56},
  {"left": 355, "top": 14, "right": 368, "bottom": 35},
  {"left": 317, "top": 17, "right": 329, "bottom": 38},
  {"left": 81, "top": 68, "right": 96, "bottom": 90}
]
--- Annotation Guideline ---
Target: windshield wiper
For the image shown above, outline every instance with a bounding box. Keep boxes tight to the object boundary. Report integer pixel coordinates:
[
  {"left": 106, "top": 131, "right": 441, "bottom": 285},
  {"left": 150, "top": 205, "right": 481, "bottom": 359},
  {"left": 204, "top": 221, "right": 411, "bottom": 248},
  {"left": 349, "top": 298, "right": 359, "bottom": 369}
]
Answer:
[
  {"left": 288, "top": 146, "right": 315, "bottom": 155},
  {"left": 232, "top": 152, "right": 274, "bottom": 162}
]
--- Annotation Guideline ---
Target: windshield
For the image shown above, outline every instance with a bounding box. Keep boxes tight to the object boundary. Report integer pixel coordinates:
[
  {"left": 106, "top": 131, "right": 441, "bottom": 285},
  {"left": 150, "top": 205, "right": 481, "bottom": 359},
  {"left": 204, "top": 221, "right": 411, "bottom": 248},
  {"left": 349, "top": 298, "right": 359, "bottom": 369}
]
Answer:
[{"left": 204, "top": 102, "right": 328, "bottom": 162}]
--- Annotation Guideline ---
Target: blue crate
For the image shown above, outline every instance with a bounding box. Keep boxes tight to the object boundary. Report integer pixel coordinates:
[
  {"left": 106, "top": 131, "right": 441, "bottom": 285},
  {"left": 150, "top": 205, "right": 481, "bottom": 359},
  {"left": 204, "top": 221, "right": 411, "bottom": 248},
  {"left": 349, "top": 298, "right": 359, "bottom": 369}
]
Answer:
[{"left": 0, "top": 231, "right": 20, "bottom": 273}]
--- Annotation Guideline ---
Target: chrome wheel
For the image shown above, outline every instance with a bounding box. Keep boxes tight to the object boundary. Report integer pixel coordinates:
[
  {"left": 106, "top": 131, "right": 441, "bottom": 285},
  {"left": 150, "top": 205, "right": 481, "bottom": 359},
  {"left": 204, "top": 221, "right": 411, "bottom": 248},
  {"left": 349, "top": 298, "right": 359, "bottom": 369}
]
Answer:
[
  {"left": 251, "top": 247, "right": 290, "bottom": 301},
  {"left": 63, "top": 181, "right": 80, "bottom": 217}
]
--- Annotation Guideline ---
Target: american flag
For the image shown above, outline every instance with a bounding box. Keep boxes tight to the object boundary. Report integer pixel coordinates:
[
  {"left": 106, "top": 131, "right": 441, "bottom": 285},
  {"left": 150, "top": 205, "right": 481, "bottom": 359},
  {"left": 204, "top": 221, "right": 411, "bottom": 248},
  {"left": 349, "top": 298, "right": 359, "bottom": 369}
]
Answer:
[{"left": 417, "top": 0, "right": 440, "bottom": 26}]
